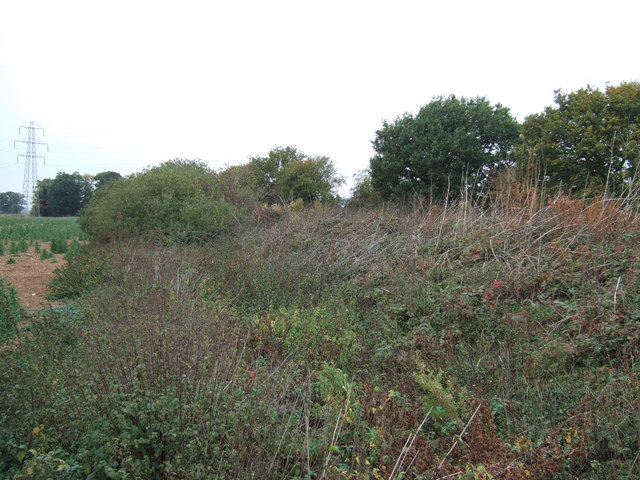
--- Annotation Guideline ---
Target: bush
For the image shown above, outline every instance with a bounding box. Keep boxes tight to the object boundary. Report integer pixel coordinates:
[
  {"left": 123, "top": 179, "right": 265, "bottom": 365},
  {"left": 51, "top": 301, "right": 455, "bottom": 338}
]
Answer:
[
  {"left": 48, "top": 244, "right": 109, "bottom": 299},
  {"left": 79, "top": 159, "right": 240, "bottom": 242},
  {"left": 50, "top": 238, "right": 68, "bottom": 254},
  {"left": 0, "top": 278, "right": 26, "bottom": 343}
]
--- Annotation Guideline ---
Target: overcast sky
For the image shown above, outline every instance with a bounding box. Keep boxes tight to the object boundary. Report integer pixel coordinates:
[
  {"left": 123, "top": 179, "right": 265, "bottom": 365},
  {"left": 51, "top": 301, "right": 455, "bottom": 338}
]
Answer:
[{"left": 1, "top": 0, "right": 638, "bottom": 198}]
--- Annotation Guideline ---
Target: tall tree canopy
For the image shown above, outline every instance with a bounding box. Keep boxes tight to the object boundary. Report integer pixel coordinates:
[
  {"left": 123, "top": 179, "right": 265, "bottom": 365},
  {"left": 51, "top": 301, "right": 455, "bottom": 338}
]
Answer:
[
  {"left": 520, "top": 81, "right": 640, "bottom": 195},
  {"left": 93, "top": 171, "right": 122, "bottom": 190},
  {"left": 370, "top": 95, "right": 520, "bottom": 199},
  {"left": 34, "top": 172, "right": 90, "bottom": 217},
  {"left": 248, "top": 146, "right": 343, "bottom": 203},
  {"left": 30, "top": 171, "right": 122, "bottom": 217}
]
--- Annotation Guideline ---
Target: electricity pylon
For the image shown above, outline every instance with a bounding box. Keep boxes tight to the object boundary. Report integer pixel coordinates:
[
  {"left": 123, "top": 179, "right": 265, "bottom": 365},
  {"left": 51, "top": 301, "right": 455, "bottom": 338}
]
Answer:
[{"left": 14, "top": 121, "right": 48, "bottom": 215}]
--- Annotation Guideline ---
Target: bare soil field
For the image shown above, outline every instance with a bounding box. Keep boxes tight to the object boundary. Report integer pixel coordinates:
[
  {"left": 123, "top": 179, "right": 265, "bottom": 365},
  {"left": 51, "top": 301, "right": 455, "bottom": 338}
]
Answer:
[{"left": 0, "top": 244, "right": 65, "bottom": 312}]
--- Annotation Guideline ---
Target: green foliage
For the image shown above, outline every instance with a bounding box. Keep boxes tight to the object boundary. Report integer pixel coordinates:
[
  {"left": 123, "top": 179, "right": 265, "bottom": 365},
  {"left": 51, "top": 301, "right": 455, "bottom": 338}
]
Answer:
[
  {"left": 0, "top": 277, "right": 25, "bottom": 343},
  {"left": 249, "top": 146, "right": 344, "bottom": 203},
  {"left": 215, "top": 163, "right": 265, "bottom": 211},
  {"left": 520, "top": 81, "right": 640, "bottom": 195},
  {"left": 270, "top": 303, "right": 361, "bottom": 367},
  {"left": 16, "top": 239, "right": 28, "bottom": 253},
  {"left": 6, "top": 191, "right": 640, "bottom": 478},
  {"left": 29, "top": 171, "right": 122, "bottom": 219},
  {"left": 370, "top": 95, "right": 520, "bottom": 199},
  {"left": 413, "top": 366, "right": 462, "bottom": 431},
  {"left": 63, "top": 238, "right": 81, "bottom": 260},
  {"left": 348, "top": 170, "right": 383, "bottom": 207},
  {"left": 93, "top": 171, "right": 122, "bottom": 191},
  {"left": 0, "top": 191, "right": 26, "bottom": 214},
  {"left": 249, "top": 145, "right": 302, "bottom": 199},
  {"left": 34, "top": 172, "right": 91, "bottom": 217},
  {"left": 49, "top": 238, "right": 68, "bottom": 254},
  {"left": 47, "top": 244, "right": 108, "bottom": 299},
  {"left": 275, "top": 155, "right": 342, "bottom": 203},
  {"left": 79, "top": 159, "right": 238, "bottom": 242},
  {"left": 0, "top": 215, "right": 87, "bottom": 244}
]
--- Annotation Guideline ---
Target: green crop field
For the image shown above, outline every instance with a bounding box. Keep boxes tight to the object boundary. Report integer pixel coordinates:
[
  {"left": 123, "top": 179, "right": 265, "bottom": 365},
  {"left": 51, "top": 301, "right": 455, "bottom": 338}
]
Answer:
[
  {"left": 0, "top": 215, "right": 87, "bottom": 257},
  {"left": 0, "top": 215, "right": 87, "bottom": 244}
]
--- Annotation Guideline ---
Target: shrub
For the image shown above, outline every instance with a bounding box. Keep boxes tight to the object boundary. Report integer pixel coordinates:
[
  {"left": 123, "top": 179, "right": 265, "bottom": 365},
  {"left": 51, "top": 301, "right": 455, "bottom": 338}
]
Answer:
[
  {"left": 79, "top": 159, "right": 240, "bottom": 242},
  {"left": 48, "top": 244, "right": 109, "bottom": 299},
  {"left": 50, "top": 238, "right": 68, "bottom": 254},
  {"left": 0, "top": 278, "right": 25, "bottom": 342}
]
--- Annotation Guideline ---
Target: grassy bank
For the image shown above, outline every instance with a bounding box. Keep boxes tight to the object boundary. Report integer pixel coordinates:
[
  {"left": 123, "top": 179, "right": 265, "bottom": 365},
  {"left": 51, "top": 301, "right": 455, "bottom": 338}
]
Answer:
[{"left": 1, "top": 197, "right": 639, "bottom": 479}]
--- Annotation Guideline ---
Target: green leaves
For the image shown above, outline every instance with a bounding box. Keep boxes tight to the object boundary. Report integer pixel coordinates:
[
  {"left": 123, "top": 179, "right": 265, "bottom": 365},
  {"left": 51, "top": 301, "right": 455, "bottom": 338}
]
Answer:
[
  {"left": 248, "top": 146, "right": 344, "bottom": 204},
  {"left": 0, "top": 192, "right": 25, "bottom": 214},
  {"left": 34, "top": 172, "right": 91, "bottom": 217},
  {"left": 78, "top": 160, "right": 238, "bottom": 242},
  {"left": 520, "top": 81, "right": 640, "bottom": 195},
  {"left": 0, "top": 277, "right": 26, "bottom": 343},
  {"left": 370, "top": 95, "right": 520, "bottom": 200}
]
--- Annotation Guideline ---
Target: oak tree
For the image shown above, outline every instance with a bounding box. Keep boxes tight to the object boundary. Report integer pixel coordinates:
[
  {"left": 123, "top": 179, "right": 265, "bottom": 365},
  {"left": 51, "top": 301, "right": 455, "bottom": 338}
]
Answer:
[
  {"left": 520, "top": 82, "right": 640, "bottom": 195},
  {"left": 370, "top": 95, "right": 520, "bottom": 199}
]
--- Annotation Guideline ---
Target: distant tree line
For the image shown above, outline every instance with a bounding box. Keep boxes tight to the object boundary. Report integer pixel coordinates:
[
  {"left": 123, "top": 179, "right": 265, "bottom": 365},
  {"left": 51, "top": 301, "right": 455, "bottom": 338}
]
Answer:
[
  {"left": 32, "top": 171, "right": 122, "bottom": 217},
  {"left": 20, "top": 81, "right": 640, "bottom": 222}
]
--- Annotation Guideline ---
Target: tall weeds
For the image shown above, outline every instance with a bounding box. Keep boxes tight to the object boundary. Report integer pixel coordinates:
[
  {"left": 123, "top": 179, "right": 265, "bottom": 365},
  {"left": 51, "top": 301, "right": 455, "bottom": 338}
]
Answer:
[{"left": 2, "top": 176, "right": 639, "bottom": 478}]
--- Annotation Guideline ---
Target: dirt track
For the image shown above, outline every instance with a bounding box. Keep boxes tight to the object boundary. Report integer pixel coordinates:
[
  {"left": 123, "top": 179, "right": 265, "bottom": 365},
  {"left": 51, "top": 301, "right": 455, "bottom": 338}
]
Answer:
[{"left": 0, "top": 245, "right": 65, "bottom": 312}]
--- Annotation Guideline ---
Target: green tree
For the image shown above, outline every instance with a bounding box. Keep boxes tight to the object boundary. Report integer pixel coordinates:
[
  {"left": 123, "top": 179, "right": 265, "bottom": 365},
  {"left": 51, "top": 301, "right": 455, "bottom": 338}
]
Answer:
[
  {"left": 93, "top": 171, "right": 122, "bottom": 190},
  {"left": 0, "top": 192, "right": 25, "bottom": 214},
  {"left": 34, "top": 172, "right": 86, "bottom": 217},
  {"left": 275, "top": 155, "right": 342, "bottom": 203},
  {"left": 248, "top": 146, "right": 343, "bottom": 203},
  {"left": 348, "top": 170, "right": 383, "bottom": 208},
  {"left": 215, "top": 164, "right": 265, "bottom": 211},
  {"left": 248, "top": 146, "right": 302, "bottom": 202},
  {"left": 520, "top": 81, "right": 640, "bottom": 195},
  {"left": 370, "top": 95, "right": 520, "bottom": 199}
]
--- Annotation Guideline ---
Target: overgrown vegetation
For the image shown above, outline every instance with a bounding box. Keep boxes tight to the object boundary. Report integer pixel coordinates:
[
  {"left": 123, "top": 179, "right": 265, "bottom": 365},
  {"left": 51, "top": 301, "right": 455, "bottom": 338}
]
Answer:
[{"left": 2, "top": 177, "right": 639, "bottom": 478}]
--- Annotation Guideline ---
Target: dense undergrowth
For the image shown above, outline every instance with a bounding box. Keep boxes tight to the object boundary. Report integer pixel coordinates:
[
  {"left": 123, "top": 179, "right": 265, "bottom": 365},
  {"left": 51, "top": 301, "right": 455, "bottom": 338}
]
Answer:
[{"left": 1, "top": 191, "right": 639, "bottom": 479}]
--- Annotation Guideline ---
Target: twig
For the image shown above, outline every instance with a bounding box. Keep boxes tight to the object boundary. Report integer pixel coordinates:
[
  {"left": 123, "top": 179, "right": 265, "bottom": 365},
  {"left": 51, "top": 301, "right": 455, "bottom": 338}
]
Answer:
[
  {"left": 613, "top": 276, "right": 622, "bottom": 313},
  {"left": 435, "top": 403, "right": 482, "bottom": 472},
  {"left": 432, "top": 470, "right": 464, "bottom": 480},
  {"left": 321, "top": 383, "right": 352, "bottom": 479},
  {"left": 305, "top": 369, "right": 312, "bottom": 480},
  {"left": 389, "top": 408, "right": 432, "bottom": 480}
]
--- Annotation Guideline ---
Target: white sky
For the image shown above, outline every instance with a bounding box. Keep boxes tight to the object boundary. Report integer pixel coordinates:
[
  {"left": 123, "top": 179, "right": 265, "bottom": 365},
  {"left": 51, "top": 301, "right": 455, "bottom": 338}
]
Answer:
[{"left": 1, "top": 0, "right": 638, "bottom": 197}]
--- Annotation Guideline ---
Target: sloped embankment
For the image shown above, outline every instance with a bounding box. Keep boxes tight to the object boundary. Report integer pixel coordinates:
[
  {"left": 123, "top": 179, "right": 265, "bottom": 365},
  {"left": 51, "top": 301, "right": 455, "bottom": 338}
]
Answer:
[{"left": 2, "top": 200, "right": 639, "bottom": 478}]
